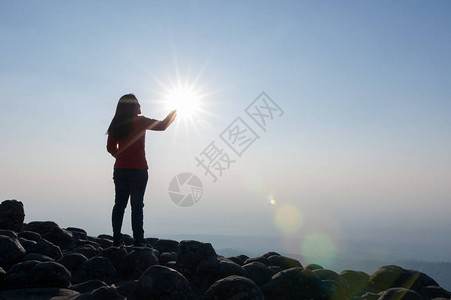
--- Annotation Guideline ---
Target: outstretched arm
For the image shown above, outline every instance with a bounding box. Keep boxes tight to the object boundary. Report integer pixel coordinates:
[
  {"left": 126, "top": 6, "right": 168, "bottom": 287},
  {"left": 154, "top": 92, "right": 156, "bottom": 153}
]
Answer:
[{"left": 148, "top": 110, "right": 177, "bottom": 131}]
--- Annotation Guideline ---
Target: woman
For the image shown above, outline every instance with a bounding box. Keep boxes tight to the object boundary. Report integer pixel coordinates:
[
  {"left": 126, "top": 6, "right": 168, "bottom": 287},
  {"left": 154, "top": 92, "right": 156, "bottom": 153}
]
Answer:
[{"left": 107, "top": 94, "right": 176, "bottom": 249}]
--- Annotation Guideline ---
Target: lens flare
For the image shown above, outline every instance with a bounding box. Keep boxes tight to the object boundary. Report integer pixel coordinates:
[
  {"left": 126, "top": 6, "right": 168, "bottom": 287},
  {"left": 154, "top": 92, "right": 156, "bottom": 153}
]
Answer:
[
  {"left": 301, "top": 233, "right": 337, "bottom": 266},
  {"left": 165, "top": 86, "right": 202, "bottom": 119},
  {"left": 267, "top": 195, "right": 276, "bottom": 205},
  {"left": 274, "top": 204, "right": 303, "bottom": 234}
]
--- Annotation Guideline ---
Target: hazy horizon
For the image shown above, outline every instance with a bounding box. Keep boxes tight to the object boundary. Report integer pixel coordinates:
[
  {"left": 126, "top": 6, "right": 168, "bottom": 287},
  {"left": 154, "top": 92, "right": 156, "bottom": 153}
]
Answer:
[{"left": 1, "top": 0, "right": 450, "bottom": 270}]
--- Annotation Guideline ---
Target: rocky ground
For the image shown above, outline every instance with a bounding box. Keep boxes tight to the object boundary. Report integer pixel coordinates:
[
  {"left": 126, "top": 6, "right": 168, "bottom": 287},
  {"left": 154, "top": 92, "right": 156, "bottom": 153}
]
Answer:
[{"left": 0, "top": 199, "right": 450, "bottom": 300}]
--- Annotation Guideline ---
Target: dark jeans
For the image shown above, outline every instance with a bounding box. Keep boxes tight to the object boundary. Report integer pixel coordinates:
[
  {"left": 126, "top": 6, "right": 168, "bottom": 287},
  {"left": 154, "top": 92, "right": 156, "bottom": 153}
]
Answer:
[{"left": 112, "top": 168, "right": 148, "bottom": 243}]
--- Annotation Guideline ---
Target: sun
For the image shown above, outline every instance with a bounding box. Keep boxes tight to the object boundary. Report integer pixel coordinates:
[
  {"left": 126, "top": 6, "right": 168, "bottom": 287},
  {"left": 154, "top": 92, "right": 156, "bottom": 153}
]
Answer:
[{"left": 164, "top": 85, "right": 203, "bottom": 120}]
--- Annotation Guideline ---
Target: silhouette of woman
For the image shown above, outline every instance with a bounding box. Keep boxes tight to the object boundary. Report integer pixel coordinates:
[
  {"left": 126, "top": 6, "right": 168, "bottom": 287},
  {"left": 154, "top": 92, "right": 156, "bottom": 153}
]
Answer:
[{"left": 107, "top": 94, "right": 176, "bottom": 249}]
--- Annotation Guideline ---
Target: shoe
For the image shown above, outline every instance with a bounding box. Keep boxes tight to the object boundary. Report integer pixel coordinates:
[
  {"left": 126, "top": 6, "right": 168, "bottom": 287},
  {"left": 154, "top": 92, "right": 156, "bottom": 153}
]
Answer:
[
  {"left": 111, "top": 240, "right": 124, "bottom": 249},
  {"left": 132, "top": 242, "right": 152, "bottom": 250}
]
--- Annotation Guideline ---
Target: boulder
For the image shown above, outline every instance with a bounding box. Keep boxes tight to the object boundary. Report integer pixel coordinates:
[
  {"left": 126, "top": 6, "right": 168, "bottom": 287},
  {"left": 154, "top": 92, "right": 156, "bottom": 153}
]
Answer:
[
  {"left": 77, "top": 286, "right": 125, "bottom": 300},
  {"left": 100, "top": 246, "right": 128, "bottom": 270},
  {"left": 418, "top": 285, "right": 451, "bottom": 300},
  {"left": 58, "top": 253, "right": 88, "bottom": 273},
  {"left": 129, "top": 265, "right": 193, "bottom": 300},
  {"left": 0, "top": 266, "right": 6, "bottom": 281},
  {"left": 23, "top": 221, "right": 75, "bottom": 250},
  {"left": 176, "top": 240, "right": 216, "bottom": 279},
  {"left": 267, "top": 255, "right": 302, "bottom": 270},
  {"left": 227, "top": 256, "right": 245, "bottom": 266},
  {"left": 195, "top": 256, "right": 248, "bottom": 289},
  {"left": 28, "top": 238, "right": 63, "bottom": 260},
  {"left": 69, "top": 244, "right": 99, "bottom": 259},
  {"left": 117, "top": 250, "right": 158, "bottom": 279},
  {"left": 154, "top": 238, "right": 179, "bottom": 253},
  {"left": 244, "top": 255, "right": 269, "bottom": 266},
  {"left": 21, "top": 253, "right": 54, "bottom": 263},
  {"left": 0, "top": 200, "right": 25, "bottom": 232},
  {"left": 19, "top": 230, "right": 42, "bottom": 242},
  {"left": 313, "top": 269, "right": 342, "bottom": 282},
  {"left": 243, "top": 261, "right": 274, "bottom": 286},
  {"left": 378, "top": 287, "right": 423, "bottom": 300},
  {"left": 0, "top": 230, "right": 18, "bottom": 238},
  {"left": 69, "top": 279, "right": 108, "bottom": 293},
  {"left": 18, "top": 237, "right": 37, "bottom": 252},
  {"left": 305, "top": 263, "right": 324, "bottom": 270},
  {"left": 260, "top": 267, "right": 326, "bottom": 300},
  {"left": 116, "top": 280, "right": 138, "bottom": 298},
  {"left": 340, "top": 269, "right": 370, "bottom": 296},
  {"left": 3, "top": 260, "right": 71, "bottom": 289},
  {"left": 66, "top": 227, "right": 87, "bottom": 241},
  {"left": 203, "top": 275, "right": 264, "bottom": 300},
  {"left": 368, "top": 265, "right": 435, "bottom": 292},
  {"left": 0, "top": 235, "right": 26, "bottom": 269},
  {"left": 160, "top": 251, "right": 178, "bottom": 265},
  {"left": 72, "top": 256, "right": 116, "bottom": 284},
  {"left": 0, "top": 288, "right": 79, "bottom": 299},
  {"left": 262, "top": 251, "right": 281, "bottom": 258}
]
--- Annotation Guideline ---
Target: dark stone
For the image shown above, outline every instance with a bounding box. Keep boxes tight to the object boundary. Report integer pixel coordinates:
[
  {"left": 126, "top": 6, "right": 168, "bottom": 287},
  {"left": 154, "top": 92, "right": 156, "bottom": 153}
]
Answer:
[
  {"left": 19, "top": 230, "right": 42, "bottom": 242},
  {"left": 145, "top": 237, "right": 159, "bottom": 246},
  {"left": 0, "top": 200, "right": 25, "bottom": 232},
  {"left": 260, "top": 267, "right": 326, "bottom": 300},
  {"left": 77, "top": 286, "right": 125, "bottom": 300},
  {"left": 267, "top": 255, "right": 302, "bottom": 270},
  {"left": 360, "top": 291, "right": 381, "bottom": 300},
  {"left": 98, "top": 234, "right": 113, "bottom": 239},
  {"left": 66, "top": 227, "right": 87, "bottom": 240},
  {"left": 70, "top": 244, "right": 99, "bottom": 259},
  {"left": 154, "top": 238, "right": 179, "bottom": 253},
  {"left": 129, "top": 265, "right": 193, "bottom": 300},
  {"left": 195, "top": 256, "right": 248, "bottom": 289},
  {"left": 320, "top": 279, "right": 349, "bottom": 300},
  {"left": 313, "top": 269, "right": 342, "bottom": 282},
  {"left": 21, "top": 253, "right": 54, "bottom": 263},
  {"left": 28, "top": 238, "right": 63, "bottom": 260},
  {"left": 262, "top": 251, "right": 281, "bottom": 258},
  {"left": 305, "top": 263, "right": 323, "bottom": 270},
  {"left": 117, "top": 250, "right": 158, "bottom": 279},
  {"left": 340, "top": 270, "right": 370, "bottom": 297},
  {"left": 0, "top": 288, "right": 79, "bottom": 299},
  {"left": 116, "top": 280, "right": 138, "bottom": 297},
  {"left": 96, "top": 237, "right": 114, "bottom": 249},
  {"left": 378, "top": 287, "right": 423, "bottom": 300},
  {"left": 0, "top": 235, "right": 26, "bottom": 269},
  {"left": 176, "top": 240, "right": 216, "bottom": 279},
  {"left": 368, "top": 265, "right": 429, "bottom": 292},
  {"left": 227, "top": 256, "right": 245, "bottom": 266},
  {"left": 70, "top": 279, "right": 108, "bottom": 293},
  {"left": 18, "top": 237, "right": 37, "bottom": 252},
  {"left": 244, "top": 255, "right": 269, "bottom": 266},
  {"left": 58, "top": 253, "right": 88, "bottom": 273},
  {"left": 72, "top": 256, "right": 116, "bottom": 284},
  {"left": 204, "top": 275, "right": 264, "bottom": 300},
  {"left": 31, "top": 261, "right": 71, "bottom": 288},
  {"left": 0, "top": 266, "right": 6, "bottom": 281},
  {"left": 3, "top": 261, "right": 70, "bottom": 289},
  {"left": 0, "top": 230, "right": 18, "bottom": 238},
  {"left": 23, "top": 221, "right": 75, "bottom": 250},
  {"left": 160, "top": 251, "right": 178, "bottom": 265},
  {"left": 101, "top": 246, "right": 128, "bottom": 270},
  {"left": 418, "top": 285, "right": 451, "bottom": 300},
  {"left": 243, "top": 261, "right": 274, "bottom": 286}
]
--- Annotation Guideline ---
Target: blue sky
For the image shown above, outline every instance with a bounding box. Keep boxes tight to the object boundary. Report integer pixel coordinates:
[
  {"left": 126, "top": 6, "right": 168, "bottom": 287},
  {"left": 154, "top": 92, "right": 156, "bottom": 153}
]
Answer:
[{"left": 1, "top": 1, "right": 450, "bottom": 263}]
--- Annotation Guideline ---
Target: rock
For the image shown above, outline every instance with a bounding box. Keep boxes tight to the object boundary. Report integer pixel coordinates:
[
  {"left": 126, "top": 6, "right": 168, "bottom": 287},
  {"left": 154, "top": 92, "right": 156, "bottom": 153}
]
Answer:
[
  {"left": 21, "top": 253, "right": 54, "bottom": 263},
  {"left": 243, "top": 261, "right": 274, "bottom": 286},
  {"left": 28, "top": 238, "right": 63, "bottom": 260},
  {"left": 0, "top": 287, "right": 79, "bottom": 299},
  {"left": 154, "top": 238, "right": 179, "bottom": 253},
  {"left": 313, "top": 269, "right": 342, "bottom": 282},
  {"left": 0, "top": 200, "right": 25, "bottom": 232},
  {"left": 19, "top": 230, "right": 42, "bottom": 242},
  {"left": 129, "top": 265, "right": 193, "bottom": 300},
  {"left": 260, "top": 267, "right": 326, "bottom": 300},
  {"left": 67, "top": 227, "right": 88, "bottom": 240},
  {"left": 267, "top": 255, "right": 302, "bottom": 269},
  {"left": 320, "top": 279, "right": 349, "bottom": 300},
  {"left": 18, "top": 237, "right": 37, "bottom": 252},
  {"left": 262, "top": 251, "right": 281, "bottom": 258},
  {"left": 58, "top": 253, "right": 88, "bottom": 272},
  {"left": 378, "top": 287, "right": 423, "bottom": 300},
  {"left": 116, "top": 280, "right": 138, "bottom": 297},
  {"left": 145, "top": 237, "right": 159, "bottom": 246},
  {"left": 77, "top": 286, "right": 125, "bottom": 300},
  {"left": 0, "top": 266, "right": 6, "bottom": 281},
  {"left": 117, "top": 250, "right": 158, "bottom": 279},
  {"left": 0, "top": 235, "right": 26, "bottom": 269},
  {"left": 340, "top": 269, "right": 370, "bottom": 296},
  {"left": 176, "top": 240, "right": 217, "bottom": 279},
  {"left": 204, "top": 275, "right": 264, "bottom": 300},
  {"left": 0, "top": 230, "right": 18, "bottom": 238},
  {"left": 418, "top": 285, "right": 451, "bottom": 300},
  {"left": 70, "top": 279, "right": 108, "bottom": 293},
  {"left": 244, "top": 255, "right": 269, "bottom": 266},
  {"left": 100, "top": 246, "right": 128, "bottom": 270},
  {"left": 31, "top": 261, "right": 71, "bottom": 288},
  {"left": 305, "top": 263, "right": 324, "bottom": 270},
  {"left": 3, "top": 261, "right": 71, "bottom": 289},
  {"left": 70, "top": 244, "right": 99, "bottom": 259},
  {"left": 227, "top": 256, "right": 245, "bottom": 266},
  {"left": 23, "top": 221, "right": 75, "bottom": 250},
  {"left": 195, "top": 256, "right": 248, "bottom": 289},
  {"left": 160, "top": 251, "right": 178, "bottom": 265},
  {"left": 368, "top": 265, "right": 433, "bottom": 292},
  {"left": 72, "top": 256, "right": 116, "bottom": 284}
]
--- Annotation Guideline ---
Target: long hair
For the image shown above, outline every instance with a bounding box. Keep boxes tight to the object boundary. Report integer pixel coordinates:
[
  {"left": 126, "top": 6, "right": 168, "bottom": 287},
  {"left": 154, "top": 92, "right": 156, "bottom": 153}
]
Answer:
[{"left": 107, "top": 94, "right": 140, "bottom": 139}]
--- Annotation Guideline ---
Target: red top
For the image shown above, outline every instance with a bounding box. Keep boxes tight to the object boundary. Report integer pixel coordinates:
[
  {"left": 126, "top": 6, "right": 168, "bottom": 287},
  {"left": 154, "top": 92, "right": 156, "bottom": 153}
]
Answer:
[{"left": 107, "top": 116, "right": 162, "bottom": 170}]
